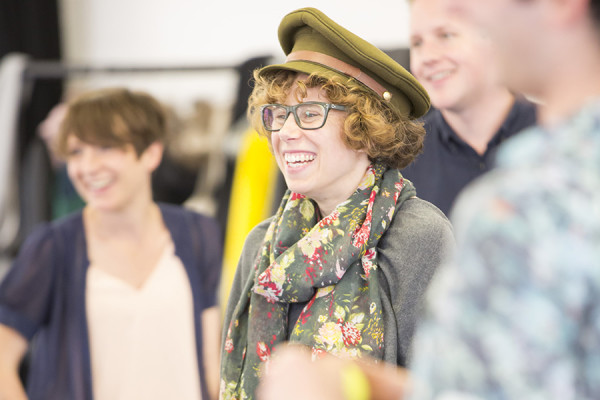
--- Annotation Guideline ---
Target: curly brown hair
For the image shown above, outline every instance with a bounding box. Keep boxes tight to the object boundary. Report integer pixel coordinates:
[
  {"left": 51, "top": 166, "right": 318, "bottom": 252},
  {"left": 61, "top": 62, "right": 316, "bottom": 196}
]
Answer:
[
  {"left": 248, "top": 70, "right": 425, "bottom": 169},
  {"left": 56, "top": 88, "right": 167, "bottom": 159}
]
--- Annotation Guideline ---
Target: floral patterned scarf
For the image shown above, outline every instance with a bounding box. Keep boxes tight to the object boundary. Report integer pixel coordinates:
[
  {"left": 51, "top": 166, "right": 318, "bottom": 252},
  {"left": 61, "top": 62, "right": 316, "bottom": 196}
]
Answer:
[{"left": 220, "top": 163, "right": 416, "bottom": 400}]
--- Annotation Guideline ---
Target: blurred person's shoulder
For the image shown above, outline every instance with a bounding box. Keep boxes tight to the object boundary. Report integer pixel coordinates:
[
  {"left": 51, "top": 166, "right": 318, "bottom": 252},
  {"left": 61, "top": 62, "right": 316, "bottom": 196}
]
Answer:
[
  {"left": 244, "top": 218, "right": 271, "bottom": 251},
  {"left": 38, "top": 210, "right": 84, "bottom": 239},
  {"left": 237, "top": 218, "right": 272, "bottom": 275},
  {"left": 495, "top": 99, "right": 600, "bottom": 171},
  {"left": 450, "top": 102, "right": 600, "bottom": 248},
  {"left": 7, "top": 210, "right": 84, "bottom": 274},
  {"left": 380, "top": 196, "right": 454, "bottom": 267},
  {"left": 159, "top": 202, "right": 222, "bottom": 234},
  {"left": 387, "top": 196, "right": 453, "bottom": 242},
  {"left": 507, "top": 99, "right": 537, "bottom": 134}
]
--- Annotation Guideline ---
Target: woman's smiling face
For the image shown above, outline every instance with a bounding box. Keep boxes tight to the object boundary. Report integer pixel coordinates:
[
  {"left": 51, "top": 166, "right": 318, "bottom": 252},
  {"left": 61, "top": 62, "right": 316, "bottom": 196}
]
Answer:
[
  {"left": 270, "top": 74, "right": 371, "bottom": 215},
  {"left": 65, "top": 135, "right": 161, "bottom": 213}
]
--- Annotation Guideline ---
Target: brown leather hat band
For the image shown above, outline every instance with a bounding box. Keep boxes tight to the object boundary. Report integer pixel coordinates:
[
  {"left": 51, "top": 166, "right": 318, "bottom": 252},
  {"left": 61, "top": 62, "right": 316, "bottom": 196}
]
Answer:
[{"left": 286, "top": 50, "right": 389, "bottom": 98}]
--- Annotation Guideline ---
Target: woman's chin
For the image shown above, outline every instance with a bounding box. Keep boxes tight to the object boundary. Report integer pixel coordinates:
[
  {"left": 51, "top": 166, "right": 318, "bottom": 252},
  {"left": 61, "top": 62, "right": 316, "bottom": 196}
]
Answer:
[
  {"left": 286, "top": 184, "right": 308, "bottom": 196},
  {"left": 285, "top": 181, "right": 316, "bottom": 199}
]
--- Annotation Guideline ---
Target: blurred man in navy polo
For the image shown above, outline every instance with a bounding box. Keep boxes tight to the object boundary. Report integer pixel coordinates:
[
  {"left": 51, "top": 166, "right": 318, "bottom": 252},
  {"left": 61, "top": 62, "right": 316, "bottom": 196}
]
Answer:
[{"left": 403, "top": 0, "right": 536, "bottom": 216}]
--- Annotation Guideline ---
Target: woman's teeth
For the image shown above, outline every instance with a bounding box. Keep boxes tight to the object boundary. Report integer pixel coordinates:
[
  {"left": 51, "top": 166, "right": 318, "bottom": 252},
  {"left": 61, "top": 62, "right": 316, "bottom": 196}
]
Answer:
[
  {"left": 88, "top": 178, "right": 112, "bottom": 190},
  {"left": 284, "top": 153, "right": 316, "bottom": 168}
]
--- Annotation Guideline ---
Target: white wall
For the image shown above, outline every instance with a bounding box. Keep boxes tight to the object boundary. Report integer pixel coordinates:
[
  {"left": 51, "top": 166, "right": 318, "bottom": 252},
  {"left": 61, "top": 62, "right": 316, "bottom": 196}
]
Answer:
[{"left": 58, "top": 0, "right": 411, "bottom": 113}]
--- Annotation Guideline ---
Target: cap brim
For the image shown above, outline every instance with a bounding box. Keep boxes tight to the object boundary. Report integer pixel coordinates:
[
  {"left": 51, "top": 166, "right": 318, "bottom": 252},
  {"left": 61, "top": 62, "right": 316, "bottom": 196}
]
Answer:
[
  {"left": 259, "top": 60, "right": 344, "bottom": 82},
  {"left": 258, "top": 61, "right": 429, "bottom": 118}
]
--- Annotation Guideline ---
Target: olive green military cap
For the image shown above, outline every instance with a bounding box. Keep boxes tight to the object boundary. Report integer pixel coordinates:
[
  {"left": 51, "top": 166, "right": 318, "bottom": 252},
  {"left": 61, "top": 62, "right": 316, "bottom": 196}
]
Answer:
[{"left": 259, "top": 7, "right": 430, "bottom": 119}]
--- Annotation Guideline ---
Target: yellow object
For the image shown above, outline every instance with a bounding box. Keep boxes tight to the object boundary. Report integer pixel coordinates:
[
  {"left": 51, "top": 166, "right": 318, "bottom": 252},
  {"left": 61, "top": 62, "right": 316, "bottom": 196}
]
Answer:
[
  {"left": 340, "top": 362, "right": 371, "bottom": 400},
  {"left": 219, "top": 128, "right": 278, "bottom": 312}
]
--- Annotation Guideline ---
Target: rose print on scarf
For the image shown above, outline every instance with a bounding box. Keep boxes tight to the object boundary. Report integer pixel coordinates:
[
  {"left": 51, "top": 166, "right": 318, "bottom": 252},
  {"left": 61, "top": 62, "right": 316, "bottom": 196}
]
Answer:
[
  {"left": 361, "top": 248, "right": 377, "bottom": 279},
  {"left": 289, "top": 192, "right": 305, "bottom": 201},
  {"left": 312, "top": 303, "right": 370, "bottom": 357},
  {"left": 224, "top": 337, "right": 234, "bottom": 353},
  {"left": 318, "top": 209, "right": 341, "bottom": 228},
  {"left": 253, "top": 267, "right": 283, "bottom": 303},
  {"left": 316, "top": 321, "right": 344, "bottom": 350},
  {"left": 394, "top": 180, "right": 405, "bottom": 203},
  {"left": 341, "top": 322, "right": 362, "bottom": 346},
  {"left": 352, "top": 190, "right": 377, "bottom": 249},
  {"left": 256, "top": 342, "right": 271, "bottom": 362},
  {"left": 224, "top": 323, "right": 235, "bottom": 354},
  {"left": 269, "top": 262, "right": 287, "bottom": 286},
  {"left": 352, "top": 224, "right": 370, "bottom": 249},
  {"left": 253, "top": 254, "right": 293, "bottom": 303},
  {"left": 298, "top": 228, "right": 333, "bottom": 259},
  {"left": 357, "top": 164, "right": 376, "bottom": 190}
]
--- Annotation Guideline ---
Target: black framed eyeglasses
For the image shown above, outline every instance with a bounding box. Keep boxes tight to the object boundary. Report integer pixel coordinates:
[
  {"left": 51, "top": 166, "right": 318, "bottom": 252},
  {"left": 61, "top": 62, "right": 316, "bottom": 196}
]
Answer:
[{"left": 260, "top": 101, "right": 347, "bottom": 132}]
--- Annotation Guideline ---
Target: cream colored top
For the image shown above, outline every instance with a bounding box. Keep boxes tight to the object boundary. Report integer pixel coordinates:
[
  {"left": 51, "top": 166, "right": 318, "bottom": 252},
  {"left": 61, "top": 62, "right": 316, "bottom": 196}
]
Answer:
[{"left": 86, "top": 242, "right": 202, "bottom": 400}]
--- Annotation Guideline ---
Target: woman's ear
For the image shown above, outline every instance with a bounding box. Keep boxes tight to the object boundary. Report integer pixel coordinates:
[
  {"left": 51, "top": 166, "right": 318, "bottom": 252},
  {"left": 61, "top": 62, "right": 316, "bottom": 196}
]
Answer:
[{"left": 141, "top": 141, "right": 164, "bottom": 172}]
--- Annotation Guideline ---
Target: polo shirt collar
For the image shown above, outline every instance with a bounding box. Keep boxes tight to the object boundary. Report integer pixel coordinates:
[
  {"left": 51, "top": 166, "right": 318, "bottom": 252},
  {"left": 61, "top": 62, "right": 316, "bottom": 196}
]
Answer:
[{"left": 435, "top": 100, "right": 534, "bottom": 147}]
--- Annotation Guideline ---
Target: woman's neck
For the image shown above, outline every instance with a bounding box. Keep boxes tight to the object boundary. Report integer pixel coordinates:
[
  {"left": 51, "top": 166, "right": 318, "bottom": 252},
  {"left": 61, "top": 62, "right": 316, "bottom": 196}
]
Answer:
[
  {"left": 84, "top": 200, "right": 161, "bottom": 240},
  {"left": 315, "top": 198, "right": 344, "bottom": 219},
  {"left": 313, "top": 160, "right": 371, "bottom": 217},
  {"left": 441, "top": 89, "right": 515, "bottom": 155}
]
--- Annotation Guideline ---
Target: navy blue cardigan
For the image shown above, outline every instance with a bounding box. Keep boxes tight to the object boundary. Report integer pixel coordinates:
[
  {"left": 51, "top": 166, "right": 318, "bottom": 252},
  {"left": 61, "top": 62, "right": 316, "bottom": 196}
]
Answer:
[{"left": 0, "top": 203, "right": 222, "bottom": 399}]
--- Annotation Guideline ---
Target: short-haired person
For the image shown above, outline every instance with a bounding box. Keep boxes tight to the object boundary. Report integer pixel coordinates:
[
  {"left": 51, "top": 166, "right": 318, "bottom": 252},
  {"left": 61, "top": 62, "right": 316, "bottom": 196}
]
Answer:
[
  {"left": 0, "top": 88, "right": 223, "bottom": 400},
  {"left": 402, "top": 0, "right": 537, "bottom": 216},
  {"left": 219, "top": 8, "right": 453, "bottom": 400}
]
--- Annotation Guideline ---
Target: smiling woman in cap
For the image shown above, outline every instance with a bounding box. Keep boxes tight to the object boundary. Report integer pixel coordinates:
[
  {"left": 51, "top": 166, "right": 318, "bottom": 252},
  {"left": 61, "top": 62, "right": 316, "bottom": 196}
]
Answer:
[{"left": 220, "top": 8, "right": 454, "bottom": 399}]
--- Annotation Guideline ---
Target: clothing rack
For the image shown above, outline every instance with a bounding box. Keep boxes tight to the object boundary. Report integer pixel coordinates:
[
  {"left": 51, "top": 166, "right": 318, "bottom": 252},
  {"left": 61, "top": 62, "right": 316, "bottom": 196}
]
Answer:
[{"left": 23, "top": 60, "right": 238, "bottom": 80}]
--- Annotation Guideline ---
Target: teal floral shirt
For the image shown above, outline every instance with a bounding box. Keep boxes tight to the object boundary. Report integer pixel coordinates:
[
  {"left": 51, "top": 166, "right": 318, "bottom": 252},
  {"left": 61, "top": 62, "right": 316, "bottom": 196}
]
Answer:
[{"left": 409, "top": 101, "right": 600, "bottom": 399}]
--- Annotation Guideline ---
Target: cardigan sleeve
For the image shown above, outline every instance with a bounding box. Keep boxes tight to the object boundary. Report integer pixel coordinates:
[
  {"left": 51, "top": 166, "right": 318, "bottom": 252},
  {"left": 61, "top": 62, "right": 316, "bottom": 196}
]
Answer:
[
  {"left": 221, "top": 218, "right": 270, "bottom": 343},
  {"left": 0, "top": 224, "right": 58, "bottom": 340},
  {"left": 192, "top": 213, "right": 223, "bottom": 309},
  {"left": 377, "top": 197, "right": 455, "bottom": 366}
]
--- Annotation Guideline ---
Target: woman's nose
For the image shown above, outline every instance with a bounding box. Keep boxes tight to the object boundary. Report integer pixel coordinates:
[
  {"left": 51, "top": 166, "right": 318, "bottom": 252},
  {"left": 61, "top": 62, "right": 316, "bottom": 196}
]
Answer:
[
  {"left": 277, "top": 114, "right": 302, "bottom": 141},
  {"left": 79, "top": 148, "right": 102, "bottom": 172}
]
